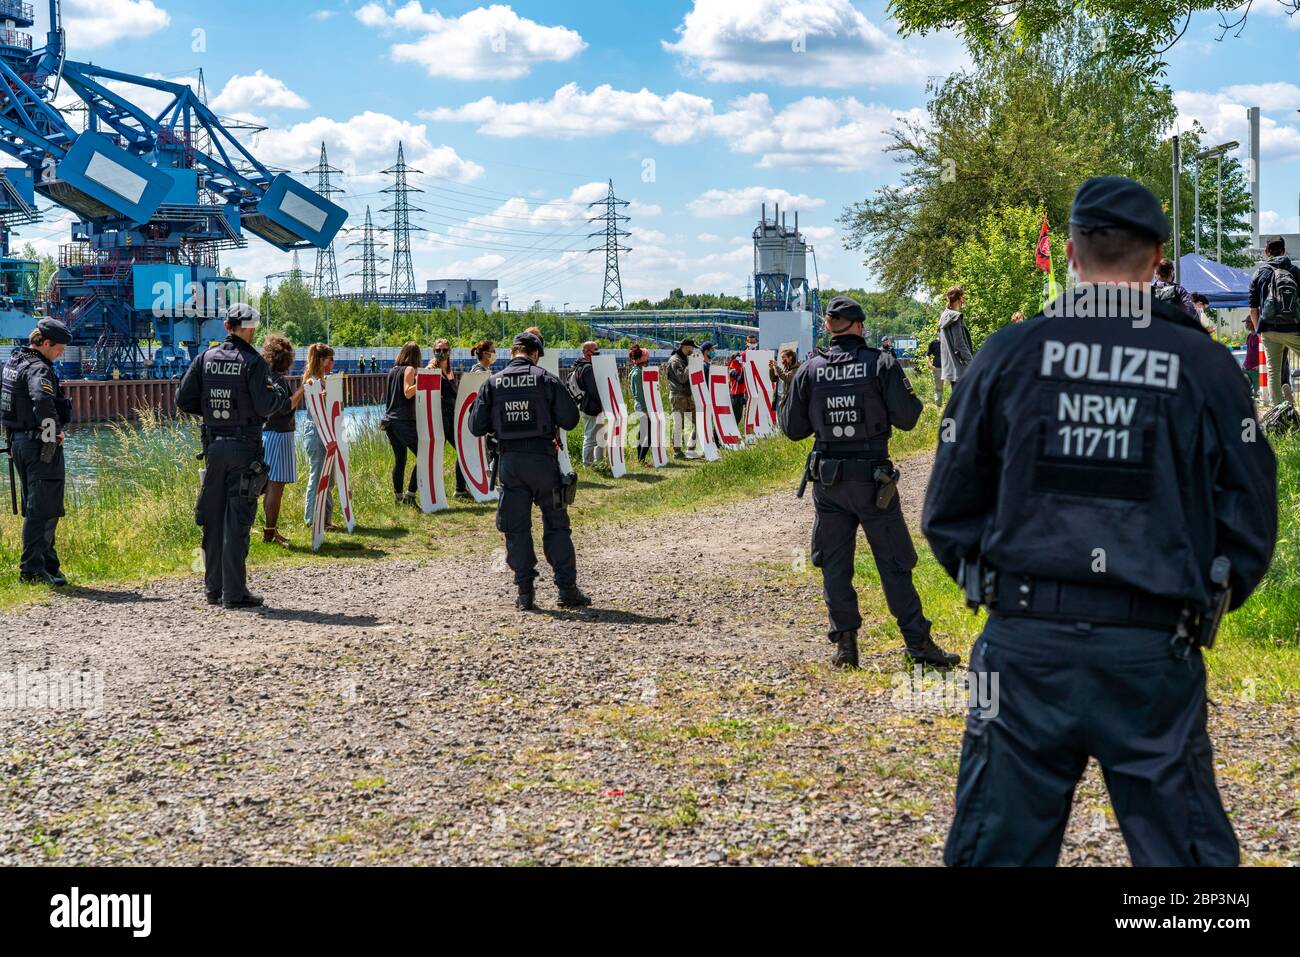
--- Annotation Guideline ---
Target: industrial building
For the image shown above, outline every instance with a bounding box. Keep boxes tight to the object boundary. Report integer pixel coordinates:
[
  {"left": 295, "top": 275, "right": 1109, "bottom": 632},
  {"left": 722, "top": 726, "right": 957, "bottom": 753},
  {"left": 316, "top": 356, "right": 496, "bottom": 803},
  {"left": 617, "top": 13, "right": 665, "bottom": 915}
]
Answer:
[{"left": 426, "top": 279, "right": 498, "bottom": 312}]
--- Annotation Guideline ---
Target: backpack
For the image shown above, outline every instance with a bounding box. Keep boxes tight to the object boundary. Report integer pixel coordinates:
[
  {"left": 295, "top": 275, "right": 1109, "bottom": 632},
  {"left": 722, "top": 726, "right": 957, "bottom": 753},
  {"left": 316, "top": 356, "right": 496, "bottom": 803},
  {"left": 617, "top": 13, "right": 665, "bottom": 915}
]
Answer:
[
  {"left": 1262, "top": 264, "right": 1299, "bottom": 324},
  {"left": 566, "top": 358, "right": 603, "bottom": 416},
  {"left": 1154, "top": 283, "right": 1177, "bottom": 303},
  {"left": 1261, "top": 402, "right": 1299, "bottom": 437}
]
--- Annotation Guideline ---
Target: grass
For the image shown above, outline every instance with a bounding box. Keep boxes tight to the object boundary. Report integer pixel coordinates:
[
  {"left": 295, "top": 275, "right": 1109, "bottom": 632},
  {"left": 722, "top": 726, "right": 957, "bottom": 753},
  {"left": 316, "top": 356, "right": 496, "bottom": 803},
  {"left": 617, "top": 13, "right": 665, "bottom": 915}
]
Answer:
[{"left": 3, "top": 381, "right": 1296, "bottom": 701}]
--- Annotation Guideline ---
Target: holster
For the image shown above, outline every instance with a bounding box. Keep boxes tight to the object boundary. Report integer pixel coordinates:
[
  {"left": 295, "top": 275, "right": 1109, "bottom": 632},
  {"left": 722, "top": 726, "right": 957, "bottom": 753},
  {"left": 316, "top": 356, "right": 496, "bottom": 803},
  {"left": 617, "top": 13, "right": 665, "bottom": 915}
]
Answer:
[
  {"left": 873, "top": 464, "right": 899, "bottom": 509},
  {"left": 558, "top": 471, "right": 578, "bottom": 507},
  {"left": 238, "top": 460, "right": 271, "bottom": 503}
]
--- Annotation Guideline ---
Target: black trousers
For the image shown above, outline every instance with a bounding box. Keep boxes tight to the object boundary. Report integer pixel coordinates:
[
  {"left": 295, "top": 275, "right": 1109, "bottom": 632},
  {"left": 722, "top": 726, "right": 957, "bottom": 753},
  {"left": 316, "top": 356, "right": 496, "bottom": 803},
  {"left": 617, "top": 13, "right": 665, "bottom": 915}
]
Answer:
[
  {"left": 12, "top": 433, "right": 63, "bottom": 579},
  {"left": 496, "top": 451, "right": 576, "bottom": 590},
  {"left": 810, "top": 477, "right": 931, "bottom": 648},
  {"left": 944, "top": 614, "right": 1238, "bottom": 866},
  {"left": 386, "top": 419, "right": 419, "bottom": 496},
  {"left": 197, "top": 437, "right": 258, "bottom": 600}
]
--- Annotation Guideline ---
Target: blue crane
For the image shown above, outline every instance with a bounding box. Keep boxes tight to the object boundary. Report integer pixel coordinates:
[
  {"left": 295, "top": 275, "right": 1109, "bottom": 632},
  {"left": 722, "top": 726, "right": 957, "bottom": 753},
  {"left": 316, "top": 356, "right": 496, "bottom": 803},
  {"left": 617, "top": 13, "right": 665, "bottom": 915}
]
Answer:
[{"left": 0, "top": 0, "right": 347, "bottom": 378}]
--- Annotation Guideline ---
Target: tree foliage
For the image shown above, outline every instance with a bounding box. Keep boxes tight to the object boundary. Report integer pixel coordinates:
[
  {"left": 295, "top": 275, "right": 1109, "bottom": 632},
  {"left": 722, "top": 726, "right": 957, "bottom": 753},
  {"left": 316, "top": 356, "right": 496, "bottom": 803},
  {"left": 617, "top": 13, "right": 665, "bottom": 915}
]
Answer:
[
  {"left": 838, "top": 15, "right": 1252, "bottom": 299},
  {"left": 887, "top": 1, "right": 1293, "bottom": 61}
]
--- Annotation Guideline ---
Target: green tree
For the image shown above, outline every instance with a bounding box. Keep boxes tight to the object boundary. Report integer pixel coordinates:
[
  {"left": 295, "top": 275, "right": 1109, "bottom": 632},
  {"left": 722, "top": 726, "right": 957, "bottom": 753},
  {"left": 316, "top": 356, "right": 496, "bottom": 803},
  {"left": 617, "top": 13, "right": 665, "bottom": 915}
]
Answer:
[
  {"left": 939, "top": 205, "right": 1067, "bottom": 347},
  {"left": 888, "top": 2, "right": 1282, "bottom": 62}
]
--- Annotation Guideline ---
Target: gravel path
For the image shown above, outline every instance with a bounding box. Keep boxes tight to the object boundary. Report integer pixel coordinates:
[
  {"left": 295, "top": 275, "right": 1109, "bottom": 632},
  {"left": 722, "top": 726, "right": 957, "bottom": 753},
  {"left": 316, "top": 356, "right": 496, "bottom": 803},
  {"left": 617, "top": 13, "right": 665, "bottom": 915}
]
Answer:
[{"left": 1, "top": 451, "right": 1295, "bottom": 865}]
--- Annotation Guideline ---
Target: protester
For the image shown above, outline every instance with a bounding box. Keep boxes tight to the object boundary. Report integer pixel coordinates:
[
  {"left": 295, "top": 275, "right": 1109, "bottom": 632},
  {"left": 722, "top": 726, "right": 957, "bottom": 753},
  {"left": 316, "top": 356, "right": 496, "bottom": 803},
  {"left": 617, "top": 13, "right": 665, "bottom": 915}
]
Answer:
[
  {"left": 1152, "top": 258, "right": 1198, "bottom": 320},
  {"left": 925, "top": 336, "right": 943, "bottom": 405},
  {"left": 700, "top": 341, "right": 717, "bottom": 379},
  {"left": 259, "top": 335, "right": 304, "bottom": 546},
  {"left": 726, "top": 347, "right": 747, "bottom": 430},
  {"left": 471, "top": 339, "right": 496, "bottom": 373},
  {"left": 938, "top": 286, "right": 973, "bottom": 390},
  {"left": 769, "top": 348, "right": 799, "bottom": 421},
  {"left": 301, "top": 343, "right": 337, "bottom": 529},
  {"left": 628, "top": 345, "right": 651, "bottom": 463},
  {"left": 1190, "top": 293, "right": 1215, "bottom": 336},
  {"left": 382, "top": 342, "right": 421, "bottom": 505},
  {"left": 428, "top": 338, "right": 466, "bottom": 499},
  {"left": 1245, "top": 321, "right": 1263, "bottom": 398},
  {"left": 665, "top": 338, "right": 697, "bottom": 459},
  {"left": 570, "top": 340, "right": 604, "bottom": 467},
  {"left": 1249, "top": 236, "right": 1300, "bottom": 406}
]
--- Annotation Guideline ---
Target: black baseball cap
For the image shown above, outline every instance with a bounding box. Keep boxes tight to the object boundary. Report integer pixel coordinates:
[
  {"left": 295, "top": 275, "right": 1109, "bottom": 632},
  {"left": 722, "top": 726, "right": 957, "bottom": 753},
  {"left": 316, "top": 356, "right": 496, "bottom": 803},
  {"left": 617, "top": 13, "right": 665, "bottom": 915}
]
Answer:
[
  {"left": 36, "top": 318, "right": 71, "bottom": 344},
  {"left": 1069, "top": 176, "right": 1170, "bottom": 242},
  {"left": 825, "top": 295, "right": 866, "bottom": 327},
  {"left": 679, "top": 338, "right": 697, "bottom": 348},
  {"left": 512, "top": 331, "right": 544, "bottom": 356}
]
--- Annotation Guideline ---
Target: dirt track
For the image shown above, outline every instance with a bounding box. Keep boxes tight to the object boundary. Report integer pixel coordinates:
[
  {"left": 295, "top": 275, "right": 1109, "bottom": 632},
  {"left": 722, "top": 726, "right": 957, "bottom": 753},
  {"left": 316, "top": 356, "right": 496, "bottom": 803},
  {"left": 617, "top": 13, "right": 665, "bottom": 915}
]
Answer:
[{"left": 1, "top": 452, "right": 1295, "bottom": 865}]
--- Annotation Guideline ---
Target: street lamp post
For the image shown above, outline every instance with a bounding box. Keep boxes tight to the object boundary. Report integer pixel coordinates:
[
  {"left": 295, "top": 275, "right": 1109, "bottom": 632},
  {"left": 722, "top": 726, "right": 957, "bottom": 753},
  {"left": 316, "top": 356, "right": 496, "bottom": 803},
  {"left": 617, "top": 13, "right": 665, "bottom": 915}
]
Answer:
[{"left": 1194, "top": 140, "right": 1239, "bottom": 263}]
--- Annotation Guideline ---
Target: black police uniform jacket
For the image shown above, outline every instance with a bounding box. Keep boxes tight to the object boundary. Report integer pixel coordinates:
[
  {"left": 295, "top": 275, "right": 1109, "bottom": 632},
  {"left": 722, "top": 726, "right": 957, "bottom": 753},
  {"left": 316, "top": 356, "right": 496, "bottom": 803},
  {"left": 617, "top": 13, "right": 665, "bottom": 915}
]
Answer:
[
  {"left": 779, "top": 334, "right": 923, "bottom": 450},
  {"left": 176, "top": 334, "right": 289, "bottom": 434},
  {"left": 468, "top": 356, "right": 579, "bottom": 453},
  {"left": 922, "top": 291, "right": 1278, "bottom": 611},
  {"left": 1, "top": 346, "right": 69, "bottom": 434}
]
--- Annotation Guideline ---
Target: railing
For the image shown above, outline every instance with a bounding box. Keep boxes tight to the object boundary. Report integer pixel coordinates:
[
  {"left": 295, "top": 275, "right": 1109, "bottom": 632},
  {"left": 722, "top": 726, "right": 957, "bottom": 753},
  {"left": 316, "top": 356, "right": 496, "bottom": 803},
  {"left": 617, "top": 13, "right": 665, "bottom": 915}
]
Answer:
[
  {"left": 0, "top": 2, "right": 35, "bottom": 22},
  {"left": 0, "top": 29, "right": 33, "bottom": 51}
]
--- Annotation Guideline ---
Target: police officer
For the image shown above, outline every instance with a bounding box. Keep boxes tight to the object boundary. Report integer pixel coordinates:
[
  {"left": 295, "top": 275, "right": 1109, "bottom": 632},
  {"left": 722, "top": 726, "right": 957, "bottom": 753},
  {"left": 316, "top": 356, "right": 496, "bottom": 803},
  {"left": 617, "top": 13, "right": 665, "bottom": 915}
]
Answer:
[
  {"left": 1, "top": 318, "right": 73, "bottom": 586},
  {"left": 469, "top": 331, "right": 589, "bottom": 611},
  {"left": 923, "top": 177, "right": 1278, "bottom": 866},
  {"left": 177, "top": 303, "right": 289, "bottom": 609},
  {"left": 781, "top": 296, "right": 959, "bottom": 670}
]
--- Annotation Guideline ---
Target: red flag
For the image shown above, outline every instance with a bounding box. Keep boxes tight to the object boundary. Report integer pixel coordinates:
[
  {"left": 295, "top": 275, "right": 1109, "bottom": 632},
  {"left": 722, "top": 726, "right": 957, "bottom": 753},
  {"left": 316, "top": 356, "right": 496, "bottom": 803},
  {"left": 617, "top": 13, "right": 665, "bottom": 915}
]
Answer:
[{"left": 1035, "top": 217, "right": 1052, "bottom": 272}]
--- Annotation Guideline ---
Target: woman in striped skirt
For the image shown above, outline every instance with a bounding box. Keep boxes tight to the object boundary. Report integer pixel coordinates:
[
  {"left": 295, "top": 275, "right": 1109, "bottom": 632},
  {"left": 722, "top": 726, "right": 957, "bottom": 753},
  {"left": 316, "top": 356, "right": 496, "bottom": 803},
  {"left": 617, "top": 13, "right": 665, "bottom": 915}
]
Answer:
[{"left": 260, "top": 335, "right": 305, "bottom": 546}]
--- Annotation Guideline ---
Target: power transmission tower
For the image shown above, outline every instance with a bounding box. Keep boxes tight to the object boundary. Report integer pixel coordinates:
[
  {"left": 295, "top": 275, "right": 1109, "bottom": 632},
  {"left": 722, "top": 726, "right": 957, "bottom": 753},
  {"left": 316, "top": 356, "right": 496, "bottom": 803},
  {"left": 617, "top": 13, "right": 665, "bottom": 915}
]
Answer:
[
  {"left": 346, "top": 206, "right": 387, "bottom": 304},
  {"left": 587, "top": 179, "right": 631, "bottom": 310},
  {"left": 380, "top": 142, "right": 425, "bottom": 299},
  {"left": 304, "top": 142, "right": 344, "bottom": 299}
]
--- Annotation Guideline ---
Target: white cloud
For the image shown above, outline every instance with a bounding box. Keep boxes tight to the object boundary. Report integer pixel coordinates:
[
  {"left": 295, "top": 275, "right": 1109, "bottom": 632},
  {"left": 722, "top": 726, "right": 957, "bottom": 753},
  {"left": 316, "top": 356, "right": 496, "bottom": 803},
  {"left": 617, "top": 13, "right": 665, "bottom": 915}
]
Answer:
[
  {"left": 428, "top": 84, "right": 918, "bottom": 170},
  {"left": 211, "top": 71, "right": 309, "bottom": 113},
  {"left": 253, "top": 111, "right": 484, "bottom": 185},
  {"left": 697, "top": 232, "right": 721, "bottom": 242},
  {"left": 629, "top": 200, "right": 663, "bottom": 217},
  {"left": 356, "top": 2, "right": 585, "bottom": 80},
  {"left": 687, "top": 186, "right": 825, "bottom": 218},
  {"left": 63, "top": 0, "right": 169, "bottom": 48},
  {"left": 1261, "top": 210, "right": 1299, "bottom": 234},
  {"left": 662, "top": 0, "right": 935, "bottom": 87},
  {"left": 801, "top": 225, "right": 836, "bottom": 242},
  {"left": 425, "top": 83, "right": 715, "bottom": 143},
  {"left": 312, "top": 9, "right": 336, "bottom": 20},
  {"left": 1175, "top": 85, "right": 1300, "bottom": 162}
]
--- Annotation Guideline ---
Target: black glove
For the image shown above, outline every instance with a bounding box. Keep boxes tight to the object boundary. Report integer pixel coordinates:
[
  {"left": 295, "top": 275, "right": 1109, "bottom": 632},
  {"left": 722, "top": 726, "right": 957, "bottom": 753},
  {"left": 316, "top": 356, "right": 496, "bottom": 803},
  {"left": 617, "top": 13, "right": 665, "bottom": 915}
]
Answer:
[{"left": 39, "top": 440, "right": 57, "bottom": 464}]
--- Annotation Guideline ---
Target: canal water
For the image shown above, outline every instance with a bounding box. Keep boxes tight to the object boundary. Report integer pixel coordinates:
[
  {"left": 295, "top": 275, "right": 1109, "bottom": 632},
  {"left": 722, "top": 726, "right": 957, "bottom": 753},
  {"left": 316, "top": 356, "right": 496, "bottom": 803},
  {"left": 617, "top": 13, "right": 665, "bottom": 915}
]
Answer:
[{"left": 54, "top": 405, "right": 385, "bottom": 489}]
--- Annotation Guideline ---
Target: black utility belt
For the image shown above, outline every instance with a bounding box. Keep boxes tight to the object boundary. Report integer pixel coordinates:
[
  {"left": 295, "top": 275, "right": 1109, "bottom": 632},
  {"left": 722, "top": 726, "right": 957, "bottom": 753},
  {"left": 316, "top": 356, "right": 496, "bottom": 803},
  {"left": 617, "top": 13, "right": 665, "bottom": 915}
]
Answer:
[
  {"left": 210, "top": 433, "right": 263, "bottom": 444},
  {"left": 992, "top": 575, "right": 1186, "bottom": 629},
  {"left": 813, "top": 457, "right": 892, "bottom": 484}
]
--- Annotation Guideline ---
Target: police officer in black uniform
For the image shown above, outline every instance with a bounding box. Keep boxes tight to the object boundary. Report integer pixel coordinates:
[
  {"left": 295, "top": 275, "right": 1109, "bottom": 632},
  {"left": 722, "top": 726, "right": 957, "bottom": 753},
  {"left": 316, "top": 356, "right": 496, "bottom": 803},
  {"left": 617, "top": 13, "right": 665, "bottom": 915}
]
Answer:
[
  {"left": 924, "top": 177, "right": 1279, "bottom": 866},
  {"left": 177, "top": 302, "right": 289, "bottom": 609},
  {"left": 781, "top": 296, "right": 959, "bottom": 670},
  {"left": 1, "top": 318, "right": 73, "bottom": 586},
  {"left": 469, "top": 331, "right": 589, "bottom": 612}
]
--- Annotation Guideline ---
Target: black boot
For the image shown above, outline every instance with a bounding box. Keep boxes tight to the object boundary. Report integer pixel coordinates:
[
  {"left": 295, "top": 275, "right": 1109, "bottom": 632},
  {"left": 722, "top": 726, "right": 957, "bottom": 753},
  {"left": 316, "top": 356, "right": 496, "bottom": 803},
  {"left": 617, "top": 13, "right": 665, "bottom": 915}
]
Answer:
[
  {"left": 515, "top": 586, "right": 535, "bottom": 611},
  {"left": 222, "top": 592, "right": 265, "bottom": 610},
  {"left": 905, "top": 636, "right": 960, "bottom": 670},
  {"left": 557, "top": 586, "right": 592, "bottom": 608},
  {"left": 830, "top": 630, "right": 859, "bottom": 669}
]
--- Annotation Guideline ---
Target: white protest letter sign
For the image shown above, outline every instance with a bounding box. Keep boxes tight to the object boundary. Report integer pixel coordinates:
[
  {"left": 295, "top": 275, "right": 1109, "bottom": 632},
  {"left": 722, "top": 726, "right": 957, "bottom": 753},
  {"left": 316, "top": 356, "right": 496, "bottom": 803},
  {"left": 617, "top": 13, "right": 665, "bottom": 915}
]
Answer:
[
  {"left": 592, "top": 353, "right": 627, "bottom": 477},
  {"left": 743, "top": 349, "right": 776, "bottom": 437},
  {"left": 687, "top": 354, "right": 719, "bottom": 461},
  {"left": 304, "top": 373, "right": 356, "bottom": 552},
  {"left": 454, "top": 370, "right": 497, "bottom": 503},
  {"left": 415, "top": 370, "right": 448, "bottom": 513},
  {"left": 640, "top": 365, "right": 669, "bottom": 468},
  {"left": 708, "top": 363, "right": 743, "bottom": 449}
]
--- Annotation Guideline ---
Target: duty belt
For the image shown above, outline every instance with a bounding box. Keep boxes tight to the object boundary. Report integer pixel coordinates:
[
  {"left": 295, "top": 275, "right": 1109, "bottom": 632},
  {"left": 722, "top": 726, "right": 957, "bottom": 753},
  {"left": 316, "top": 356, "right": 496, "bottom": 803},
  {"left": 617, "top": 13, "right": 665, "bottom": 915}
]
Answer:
[{"left": 992, "top": 575, "right": 1187, "bottom": 629}]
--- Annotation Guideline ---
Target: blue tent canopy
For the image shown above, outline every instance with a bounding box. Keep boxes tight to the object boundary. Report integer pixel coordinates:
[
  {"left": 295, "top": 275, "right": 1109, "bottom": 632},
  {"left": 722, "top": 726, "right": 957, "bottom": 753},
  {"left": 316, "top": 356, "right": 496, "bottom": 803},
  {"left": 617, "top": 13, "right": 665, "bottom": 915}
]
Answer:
[{"left": 1177, "top": 253, "right": 1254, "bottom": 308}]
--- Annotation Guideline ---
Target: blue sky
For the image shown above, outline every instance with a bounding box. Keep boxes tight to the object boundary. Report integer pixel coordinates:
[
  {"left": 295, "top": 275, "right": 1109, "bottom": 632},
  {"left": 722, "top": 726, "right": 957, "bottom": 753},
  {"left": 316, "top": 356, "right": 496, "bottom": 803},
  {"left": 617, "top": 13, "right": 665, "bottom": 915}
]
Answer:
[{"left": 15, "top": 0, "right": 1300, "bottom": 307}]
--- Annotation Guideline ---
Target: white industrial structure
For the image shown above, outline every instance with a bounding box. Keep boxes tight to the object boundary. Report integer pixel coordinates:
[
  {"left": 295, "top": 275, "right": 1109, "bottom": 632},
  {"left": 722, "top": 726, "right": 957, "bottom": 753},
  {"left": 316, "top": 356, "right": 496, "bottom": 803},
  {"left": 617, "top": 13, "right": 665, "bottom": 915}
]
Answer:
[{"left": 426, "top": 279, "right": 499, "bottom": 312}]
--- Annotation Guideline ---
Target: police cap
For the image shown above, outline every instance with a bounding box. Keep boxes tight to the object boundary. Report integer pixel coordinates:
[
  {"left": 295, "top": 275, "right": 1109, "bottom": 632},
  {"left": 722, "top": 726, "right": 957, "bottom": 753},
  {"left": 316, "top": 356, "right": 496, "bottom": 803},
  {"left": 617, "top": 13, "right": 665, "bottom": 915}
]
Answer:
[
  {"left": 1069, "top": 176, "right": 1170, "bottom": 242},
  {"left": 512, "top": 331, "right": 544, "bottom": 357},
  {"left": 226, "top": 302, "right": 261, "bottom": 328},
  {"left": 35, "top": 318, "right": 71, "bottom": 345},
  {"left": 825, "top": 295, "right": 866, "bottom": 327}
]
